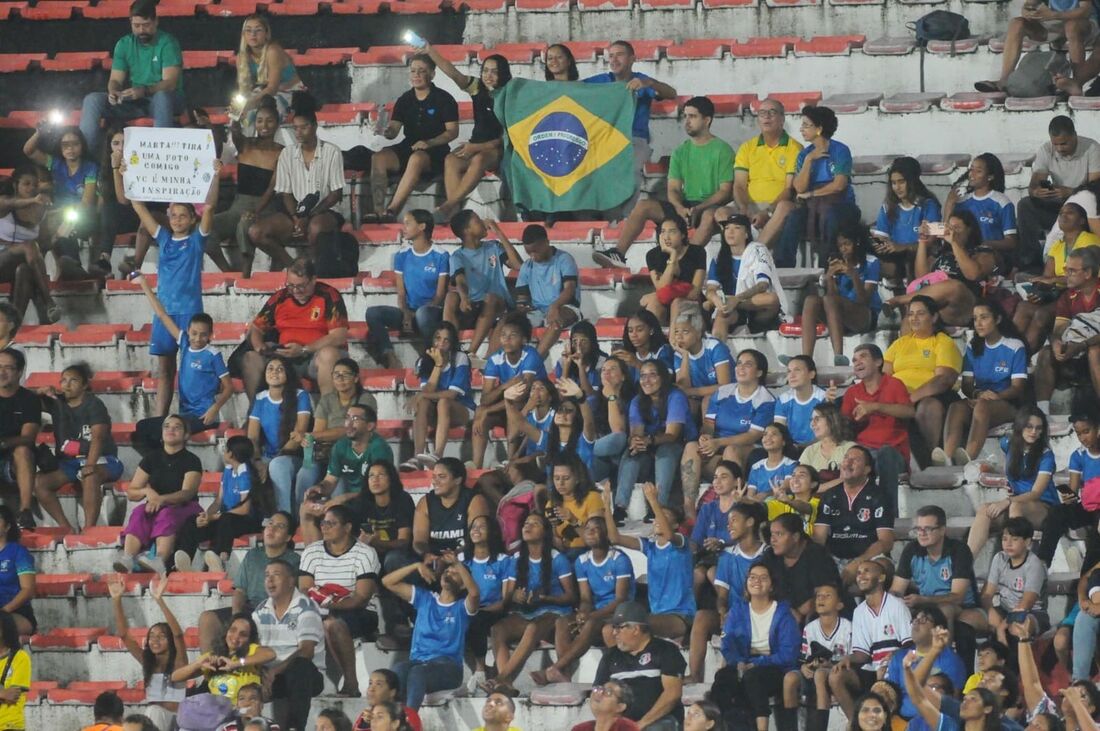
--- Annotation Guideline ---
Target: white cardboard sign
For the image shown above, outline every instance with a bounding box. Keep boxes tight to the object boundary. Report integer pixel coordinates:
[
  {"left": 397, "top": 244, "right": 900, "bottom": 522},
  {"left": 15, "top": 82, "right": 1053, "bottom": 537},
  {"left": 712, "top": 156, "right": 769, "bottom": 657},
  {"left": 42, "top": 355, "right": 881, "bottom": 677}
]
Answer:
[{"left": 122, "top": 127, "right": 217, "bottom": 203}]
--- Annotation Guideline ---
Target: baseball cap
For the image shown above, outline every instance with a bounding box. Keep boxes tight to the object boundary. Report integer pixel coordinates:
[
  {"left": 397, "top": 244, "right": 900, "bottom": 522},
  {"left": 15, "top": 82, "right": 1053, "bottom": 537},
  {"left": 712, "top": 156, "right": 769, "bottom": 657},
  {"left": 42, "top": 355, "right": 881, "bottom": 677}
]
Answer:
[{"left": 610, "top": 601, "right": 650, "bottom": 627}]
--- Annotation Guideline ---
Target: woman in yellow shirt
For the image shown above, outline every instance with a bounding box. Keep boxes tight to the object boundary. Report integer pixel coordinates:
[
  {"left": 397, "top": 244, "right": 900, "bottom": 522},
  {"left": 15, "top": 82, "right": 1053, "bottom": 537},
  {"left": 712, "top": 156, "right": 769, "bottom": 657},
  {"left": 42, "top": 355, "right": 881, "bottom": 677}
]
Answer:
[
  {"left": 0, "top": 611, "right": 29, "bottom": 731},
  {"left": 170, "top": 614, "right": 275, "bottom": 704},
  {"left": 544, "top": 455, "right": 604, "bottom": 558},
  {"left": 884, "top": 295, "right": 963, "bottom": 468}
]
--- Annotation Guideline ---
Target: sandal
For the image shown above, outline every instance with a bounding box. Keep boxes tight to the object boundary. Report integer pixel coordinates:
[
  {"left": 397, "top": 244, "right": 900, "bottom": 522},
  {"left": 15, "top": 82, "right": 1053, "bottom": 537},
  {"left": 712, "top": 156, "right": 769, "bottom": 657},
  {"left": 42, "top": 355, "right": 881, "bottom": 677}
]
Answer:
[
  {"left": 362, "top": 212, "right": 381, "bottom": 224},
  {"left": 973, "top": 80, "right": 1002, "bottom": 93},
  {"left": 379, "top": 210, "right": 399, "bottom": 224}
]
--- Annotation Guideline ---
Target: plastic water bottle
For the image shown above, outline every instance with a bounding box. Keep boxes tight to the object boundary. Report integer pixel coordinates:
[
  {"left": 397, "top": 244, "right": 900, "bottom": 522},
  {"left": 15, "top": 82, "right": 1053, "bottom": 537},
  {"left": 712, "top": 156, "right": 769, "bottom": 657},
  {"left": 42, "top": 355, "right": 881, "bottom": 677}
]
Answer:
[{"left": 303, "top": 434, "right": 315, "bottom": 469}]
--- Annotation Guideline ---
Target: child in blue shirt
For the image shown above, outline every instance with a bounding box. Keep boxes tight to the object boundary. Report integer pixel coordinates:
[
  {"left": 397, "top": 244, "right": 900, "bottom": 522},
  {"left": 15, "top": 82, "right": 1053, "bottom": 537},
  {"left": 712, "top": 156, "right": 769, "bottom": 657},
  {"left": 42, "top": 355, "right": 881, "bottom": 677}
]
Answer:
[
  {"left": 133, "top": 274, "right": 231, "bottom": 455},
  {"left": 402, "top": 321, "right": 476, "bottom": 471},
  {"left": 747, "top": 423, "right": 799, "bottom": 498},
  {"left": 125, "top": 158, "right": 221, "bottom": 422},
  {"left": 173, "top": 436, "right": 262, "bottom": 573},
  {"left": 512, "top": 224, "right": 582, "bottom": 357},
  {"left": 870, "top": 156, "right": 942, "bottom": 281}
]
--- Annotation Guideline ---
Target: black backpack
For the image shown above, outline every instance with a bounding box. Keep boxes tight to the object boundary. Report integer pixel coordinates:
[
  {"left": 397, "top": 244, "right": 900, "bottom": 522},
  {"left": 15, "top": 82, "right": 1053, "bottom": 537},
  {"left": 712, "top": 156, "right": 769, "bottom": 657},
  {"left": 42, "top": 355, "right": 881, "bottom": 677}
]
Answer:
[
  {"left": 909, "top": 10, "right": 972, "bottom": 91},
  {"left": 314, "top": 230, "right": 360, "bottom": 278}
]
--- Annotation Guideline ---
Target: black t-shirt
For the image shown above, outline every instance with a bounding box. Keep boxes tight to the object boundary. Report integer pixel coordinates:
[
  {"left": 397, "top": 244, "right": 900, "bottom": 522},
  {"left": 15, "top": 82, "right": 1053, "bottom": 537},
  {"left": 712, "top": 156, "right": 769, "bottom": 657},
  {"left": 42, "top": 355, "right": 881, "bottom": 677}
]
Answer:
[
  {"left": 138, "top": 448, "right": 203, "bottom": 496},
  {"left": 645, "top": 244, "right": 707, "bottom": 286},
  {"left": 350, "top": 490, "right": 416, "bottom": 544},
  {"left": 466, "top": 79, "right": 502, "bottom": 144},
  {"left": 0, "top": 387, "right": 40, "bottom": 443},
  {"left": 761, "top": 542, "right": 840, "bottom": 611},
  {"left": 51, "top": 394, "right": 117, "bottom": 457},
  {"left": 817, "top": 482, "right": 893, "bottom": 560},
  {"left": 594, "top": 636, "right": 686, "bottom": 723},
  {"left": 392, "top": 84, "right": 460, "bottom": 146}
]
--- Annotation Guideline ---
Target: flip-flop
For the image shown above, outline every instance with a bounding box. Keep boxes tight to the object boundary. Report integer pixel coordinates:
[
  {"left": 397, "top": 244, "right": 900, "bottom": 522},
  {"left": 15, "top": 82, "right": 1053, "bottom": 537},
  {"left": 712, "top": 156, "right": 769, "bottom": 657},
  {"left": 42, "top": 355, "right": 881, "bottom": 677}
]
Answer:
[{"left": 973, "top": 80, "right": 1002, "bottom": 93}]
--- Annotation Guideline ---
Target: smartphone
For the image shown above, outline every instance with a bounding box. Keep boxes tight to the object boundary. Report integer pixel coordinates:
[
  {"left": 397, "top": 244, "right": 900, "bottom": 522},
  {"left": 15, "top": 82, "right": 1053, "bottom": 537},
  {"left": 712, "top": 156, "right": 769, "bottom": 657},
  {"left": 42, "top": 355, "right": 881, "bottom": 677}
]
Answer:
[
  {"left": 927, "top": 222, "right": 946, "bottom": 237},
  {"left": 1040, "top": 179, "right": 1054, "bottom": 190}
]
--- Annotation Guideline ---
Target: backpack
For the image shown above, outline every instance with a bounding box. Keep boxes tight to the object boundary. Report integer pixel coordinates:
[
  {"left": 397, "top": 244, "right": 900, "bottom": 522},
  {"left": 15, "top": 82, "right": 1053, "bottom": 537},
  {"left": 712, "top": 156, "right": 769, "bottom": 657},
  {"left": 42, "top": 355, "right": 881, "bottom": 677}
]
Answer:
[
  {"left": 314, "top": 230, "right": 360, "bottom": 278},
  {"left": 911, "top": 10, "right": 971, "bottom": 45},
  {"left": 497, "top": 479, "right": 540, "bottom": 550},
  {"left": 1061, "top": 309, "right": 1100, "bottom": 354},
  {"left": 1004, "top": 50, "right": 1070, "bottom": 98}
]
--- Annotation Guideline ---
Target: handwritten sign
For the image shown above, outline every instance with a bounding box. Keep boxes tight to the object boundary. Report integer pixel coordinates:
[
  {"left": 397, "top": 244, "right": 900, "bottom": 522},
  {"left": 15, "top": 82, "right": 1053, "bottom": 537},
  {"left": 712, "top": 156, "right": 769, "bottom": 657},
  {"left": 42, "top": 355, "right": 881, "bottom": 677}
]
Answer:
[{"left": 122, "top": 127, "right": 217, "bottom": 203}]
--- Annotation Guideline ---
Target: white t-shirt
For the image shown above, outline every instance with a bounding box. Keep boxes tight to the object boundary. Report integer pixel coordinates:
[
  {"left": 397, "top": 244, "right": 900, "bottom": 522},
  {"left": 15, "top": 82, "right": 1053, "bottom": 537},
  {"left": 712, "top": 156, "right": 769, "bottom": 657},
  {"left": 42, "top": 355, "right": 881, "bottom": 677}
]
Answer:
[
  {"left": 750, "top": 601, "right": 779, "bottom": 655},
  {"left": 851, "top": 592, "right": 912, "bottom": 671}
]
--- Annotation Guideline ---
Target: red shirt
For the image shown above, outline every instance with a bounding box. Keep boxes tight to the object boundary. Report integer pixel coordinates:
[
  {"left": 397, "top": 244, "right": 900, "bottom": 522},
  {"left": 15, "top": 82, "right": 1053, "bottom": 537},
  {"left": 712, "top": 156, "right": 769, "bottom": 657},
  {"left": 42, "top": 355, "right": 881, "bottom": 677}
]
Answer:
[
  {"left": 1055, "top": 286, "right": 1100, "bottom": 321},
  {"left": 253, "top": 281, "right": 349, "bottom": 346},
  {"left": 841, "top": 373, "right": 911, "bottom": 460},
  {"left": 572, "top": 720, "right": 641, "bottom": 731}
]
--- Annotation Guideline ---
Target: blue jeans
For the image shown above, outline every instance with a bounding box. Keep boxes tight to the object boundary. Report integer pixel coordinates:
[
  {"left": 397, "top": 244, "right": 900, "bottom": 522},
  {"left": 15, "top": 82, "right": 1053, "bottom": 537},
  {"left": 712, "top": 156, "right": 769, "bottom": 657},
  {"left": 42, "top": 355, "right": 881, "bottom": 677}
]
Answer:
[
  {"left": 870, "top": 446, "right": 906, "bottom": 520},
  {"left": 615, "top": 441, "right": 683, "bottom": 509},
  {"left": 393, "top": 657, "right": 464, "bottom": 710},
  {"left": 80, "top": 90, "right": 185, "bottom": 153},
  {"left": 364, "top": 304, "right": 442, "bottom": 360},
  {"left": 292, "top": 462, "right": 348, "bottom": 511},
  {"left": 269, "top": 455, "right": 303, "bottom": 514},
  {"left": 774, "top": 200, "right": 861, "bottom": 268},
  {"left": 1072, "top": 609, "right": 1099, "bottom": 680},
  {"left": 592, "top": 432, "right": 627, "bottom": 484}
]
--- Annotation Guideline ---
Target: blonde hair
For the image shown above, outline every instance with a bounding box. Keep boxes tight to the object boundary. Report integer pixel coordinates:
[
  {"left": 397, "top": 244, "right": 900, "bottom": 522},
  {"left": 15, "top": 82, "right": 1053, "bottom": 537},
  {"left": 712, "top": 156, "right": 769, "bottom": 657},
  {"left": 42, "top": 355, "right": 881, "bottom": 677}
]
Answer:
[{"left": 236, "top": 14, "right": 271, "bottom": 94}]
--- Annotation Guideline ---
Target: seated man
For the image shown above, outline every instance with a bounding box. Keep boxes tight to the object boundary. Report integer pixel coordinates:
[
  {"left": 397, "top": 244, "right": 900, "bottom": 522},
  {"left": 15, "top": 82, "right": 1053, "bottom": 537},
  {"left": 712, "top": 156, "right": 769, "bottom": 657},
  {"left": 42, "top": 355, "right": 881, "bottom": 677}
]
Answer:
[
  {"left": 595, "top": 96, "right": 733, "bottom": 267},
  {"left": 298, "top": 503, "right": 380, "bottom": 697},
  {"left": 0, "top": 349, "right": 40, "bottom": 530},
  {"left": 368, "top": 54, "right": 459, "bottom": 223},
  {"left": 512, "top": 224, "right": 581, "bottom": 356},
  {"left": 247, "top": 101, "right": 345, "bottom": 270},
  {"left": 1033, "top": 247, "right": 1100, "bottom": 412},
  {"left": 79, "top": 0, "right": 185, "bottom": 154},
  {"left": 884, "top": 606, "right": 967, "bottom": 720},
  {"left": 230, "top": 256, "right": 349, "bottom": 398}
]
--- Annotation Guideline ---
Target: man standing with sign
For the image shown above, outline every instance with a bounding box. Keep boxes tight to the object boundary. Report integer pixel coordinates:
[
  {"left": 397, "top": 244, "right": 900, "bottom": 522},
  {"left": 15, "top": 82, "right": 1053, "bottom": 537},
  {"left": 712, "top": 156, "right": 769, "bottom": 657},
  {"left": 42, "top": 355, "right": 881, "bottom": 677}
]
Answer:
[{"left": 79, "top": 0, "right": 185, "bottom": 154}]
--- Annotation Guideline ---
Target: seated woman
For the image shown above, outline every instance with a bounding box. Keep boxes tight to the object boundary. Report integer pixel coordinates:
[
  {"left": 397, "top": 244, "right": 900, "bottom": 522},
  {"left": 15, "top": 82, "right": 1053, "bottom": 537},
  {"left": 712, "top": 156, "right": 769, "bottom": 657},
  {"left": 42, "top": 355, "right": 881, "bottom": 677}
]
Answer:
[
  {"left": 966, "top": 406, "right": 1058, "bottom": 560},
  {"left": 798, "top": 222, "right": 881, "bottom": 367},
  {"left": 704, "top": 214, "right": 787, "bottom": 339},
  {"left": 555, "top": 320, "right": 608, "bottom": 398},
  {"left": 33, "top": 362, "right": 124, "bottom": 532},
  {"left": 171, "top": 613, "right": 275, "bottom": 704},
  {"left": 943, "top": 153, "right": 1018, "bottom": 266},
  {"left": 690, "top": 460, "right": 744, "bottom": 607},
  {"left": 614, "top": 360, "right": 695, "bottom": 522},
  {"left": 883, "top": 295, "right": 963, "bottom": 469},
  {"left": 641, "top": 216, "right": 705, "bottom": 326},
  {"left": 1014, "top": 201, "right": 1097, "bottom": 352},
  {"left": 590, "top": 357, "right": 635, "bottom": 487},
  {"left": 746, "top": 423, "right": 799, "bottom": 500},
  {"left": 783, "top": 105, "right": 859, "bottom": 268},
  {"left": 798, "top": 402, "right": 856, "bottom": 492},
  {"left": 0, "top": 507, "right": 36, "bottom": 636},
  {"left": 871, "top": 156, "right": 942, "bottom": 281},
  {"left": 114, "top": 415, "right": 203, "bottom": 575},
  {"left": 902, "top": 649, "right": 1002, "bottom": 731},
  {"left": 671, "top": 303, "right": 732, "bottom": 416},
  {"left": 940, "top": 300, "right": 1028, "bottom": 466},
  {"left": 461, "top": 515, "right": 510, "bottom": 695},
  {"left": 352, "top": 669, "right": 424, "bottom": 731},
  {"left": 543, "top": 454, "right": 603, "bottom": 558},
  {"left": 210, "top": 100, "right": 283, "bottom": 275},
  {"left": 402, "top": 322, "right": 473, "bottom": 472},
  {"left": 0, "top": 166, "right": 61, "bottom": 323},
  {"left": 91, "top": 125, "right": 136, "bottom": 278},
  {"left": 774, "top": 356, "right": 831, "bottom": 449},
  {"left": 766, "top": 463, "right": 822, "bottom": 533},
  {"left": 234, "top": 14, "right": 304, "bottom": 128},
  {"left": 710, "top": 562, "right": 801, "bottom": 731},
  {"left": 545, "top": 379, "right": 597, "bottom": 476},
  {"left": 248, "top": 356, "right": 312, "bottom": 514},
  {"left": 485, "top": 513, "right": 576, "bottom": 697},
  {"left": 367, "top": 54, "right": 459, "bottom": 223},
  {"left": 610, "top": 309, "right": 674, "bottom": 382},
  {"left": 885, "top": 210, "right": 998, "bottom": 329},
  {"left": 420, "top": 41, "right": 511, "bottom": 219}
]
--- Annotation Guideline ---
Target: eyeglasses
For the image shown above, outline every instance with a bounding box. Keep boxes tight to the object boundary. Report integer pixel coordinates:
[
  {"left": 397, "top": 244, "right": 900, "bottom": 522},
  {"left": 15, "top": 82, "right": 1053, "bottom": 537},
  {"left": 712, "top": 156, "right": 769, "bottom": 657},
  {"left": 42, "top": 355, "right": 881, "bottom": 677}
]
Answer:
[
  {"left": 592, "top": 686, "right": 621, "bottom": 700},
  {"left": 333, "top": 371, "right": 356, "bottom": 380},
  {"left": 757, "top": 109, "right": 782, "bottom": 118},
  {"left": 60, "top": 140, "right": 81, "bottom": 148},
  {"left": 285, "top": 280, "right": 311, "bottom": 292},
  {"left": 913, "top": 525, "right": 942, "bottom": 535},
  {"left": 345, "top": 415, "right": 367, "bottom": 423},
  {"left": 319, "top": 519, "right": 342, "bottom": 528}
]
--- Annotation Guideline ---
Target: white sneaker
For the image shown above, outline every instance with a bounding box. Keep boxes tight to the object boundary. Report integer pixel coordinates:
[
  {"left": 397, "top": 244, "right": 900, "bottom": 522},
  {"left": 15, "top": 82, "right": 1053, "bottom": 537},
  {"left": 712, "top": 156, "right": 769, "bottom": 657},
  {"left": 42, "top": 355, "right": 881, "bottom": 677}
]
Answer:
[
  {"left": 112, "top": 550, "right": 134, "bottom": 574},
  {"left": 174, "top": 550, "right": 192, "bottom": 573},
  {"left": 930, "top": 448, "right": 951, "bottom": 467},
  {"left": 467, "top": 670, "right": 486, "bottom": 696},
  {"left": 204, "top": 551, "right": 225, "bottom": 573},
  {"left": 416, "top": 452, "right": 438, "bottom": 469},
  {"left": 137, "top": 553, "right": 166, "bottom": 576},
  {"left": 399, "top": 458, "right": 422, "bottom": 472}
]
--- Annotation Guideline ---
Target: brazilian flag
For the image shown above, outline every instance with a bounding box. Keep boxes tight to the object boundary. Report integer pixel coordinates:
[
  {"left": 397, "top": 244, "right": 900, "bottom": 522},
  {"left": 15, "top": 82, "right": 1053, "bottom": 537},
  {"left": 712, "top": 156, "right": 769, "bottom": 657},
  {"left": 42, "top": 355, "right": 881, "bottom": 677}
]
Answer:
[{"left": 494, "top": 78, "right": 636, "bottom": 213}]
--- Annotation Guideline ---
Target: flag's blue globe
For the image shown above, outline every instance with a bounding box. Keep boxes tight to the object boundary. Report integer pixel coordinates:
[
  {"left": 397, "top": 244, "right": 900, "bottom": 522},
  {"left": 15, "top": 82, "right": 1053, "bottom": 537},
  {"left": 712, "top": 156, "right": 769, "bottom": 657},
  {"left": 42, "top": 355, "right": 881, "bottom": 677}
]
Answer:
[{"left": 528, "top": 111, "right": 588, "bottom": 177}]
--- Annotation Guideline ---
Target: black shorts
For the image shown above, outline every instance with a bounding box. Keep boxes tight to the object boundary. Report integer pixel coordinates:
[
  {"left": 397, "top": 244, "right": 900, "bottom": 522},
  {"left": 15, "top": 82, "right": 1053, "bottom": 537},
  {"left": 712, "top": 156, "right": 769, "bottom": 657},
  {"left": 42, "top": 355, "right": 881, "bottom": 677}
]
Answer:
[
  {"left": 329, "top": 607, "right": 379, "bottom": 640},
  {"left": 658, "top": 199, "right": 704, "bottom": 225},
  {"left": 454, "top": 299, "right": 489, "bottom": 330},
  {"left": 12, "top": 604, "right": 36, "bottom": 634},
  {"left": 393, "top": 141, "right": 450, "bottom": 181}
]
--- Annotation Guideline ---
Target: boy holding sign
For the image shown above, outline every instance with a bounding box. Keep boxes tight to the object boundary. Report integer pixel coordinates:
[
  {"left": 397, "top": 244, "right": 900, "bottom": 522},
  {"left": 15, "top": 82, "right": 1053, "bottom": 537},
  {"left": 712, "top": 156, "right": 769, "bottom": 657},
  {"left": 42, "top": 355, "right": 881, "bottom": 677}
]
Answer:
[{"left": 121, "top": 158, "right": 222, "bottom": 418}]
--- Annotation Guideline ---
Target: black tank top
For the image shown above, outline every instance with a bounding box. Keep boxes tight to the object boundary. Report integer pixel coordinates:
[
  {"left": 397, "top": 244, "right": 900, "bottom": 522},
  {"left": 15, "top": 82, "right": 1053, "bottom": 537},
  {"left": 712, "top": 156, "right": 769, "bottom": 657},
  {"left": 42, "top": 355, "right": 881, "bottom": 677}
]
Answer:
[
  {"left": 237, "top": 162, "right": 274, "bottom": 197},
  {"left": 426, "top": 488, "right": 474, "bottom": 554}
]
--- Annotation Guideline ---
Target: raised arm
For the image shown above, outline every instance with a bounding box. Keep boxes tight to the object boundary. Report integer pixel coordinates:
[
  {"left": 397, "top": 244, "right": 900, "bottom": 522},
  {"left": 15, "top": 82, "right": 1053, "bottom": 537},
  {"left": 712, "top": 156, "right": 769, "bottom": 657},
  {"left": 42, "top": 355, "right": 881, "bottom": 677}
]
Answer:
[{"left": 601, "top": 482, "right": 641, "bottom": 550}]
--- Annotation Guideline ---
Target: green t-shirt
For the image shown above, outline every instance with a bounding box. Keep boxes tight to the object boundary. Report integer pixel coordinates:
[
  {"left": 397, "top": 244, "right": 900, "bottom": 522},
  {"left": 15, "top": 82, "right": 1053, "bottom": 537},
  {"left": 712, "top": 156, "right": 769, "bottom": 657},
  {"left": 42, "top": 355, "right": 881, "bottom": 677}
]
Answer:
[
  {"left": 235, "top": 546, "right": 300, "bottom": 608},
  {"left": 112, "top": 30, "right": 184, "bottom": 92},
  {"left": 668, "top": 136, "right": 735, "bottom": 203},
  {"left": 327, "top": 433, "right": 394, "bottom": 493}
]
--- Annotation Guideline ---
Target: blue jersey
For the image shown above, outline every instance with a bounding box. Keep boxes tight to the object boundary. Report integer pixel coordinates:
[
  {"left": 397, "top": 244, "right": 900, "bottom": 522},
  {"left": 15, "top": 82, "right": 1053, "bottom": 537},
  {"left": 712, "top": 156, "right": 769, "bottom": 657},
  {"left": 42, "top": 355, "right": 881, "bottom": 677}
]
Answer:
[
  {"left": 714, "top": 543, "right": 766, "bottom": 604},
  {"left": 420, "top": 352, "right": 476, "bottom": 411},
  {"left": 962, "top": 337, "right": 1028, "bottom": 394},
  {"left": 629, "top": 387, "right": 698, "bottom": 441},
  {"left": 575, "top": 549, "right": 635, "bottom": 609},
  {"left": 248, "top": 388, "right": 312, "bottom": 459},
  {"left": 484, "top": 345, "right": 547, "bottom": 385},
  {"left": 691, "top": 498, "right": 734, "bottom": 546},
  {"left": 176, "top": 330, "right": 228, "bottom": 417},
  {"left": 999, "top": 437, "right": 1058, "bottom": 505},
  {"left": 449, "top": 240, "right": 512, "bottom": 305},
  {"left": 552, "top": 434, "right": 595, "bottom": 473},
  {"left": 673, "top": 337, "right": 732, "bottom": 388},
  {"left": 639, "top": 537, "right": 696, "bottom": 617},
  {"left": 706, "top": 383, "right": 776, "bottom": 439},
  {"left": 523, "top": 408, "right": 555, "bottom": 457},
  {"left": 582, "top": 72, "right": 657, "bottom": 141},
  {"left": 775, "top": 385, "right": 828, "bottom": 445},
  {"left": 505, "top": 550, "right": 574, "bottom": 616},
  {"left": 0, "top": 542, "right": 33, "bottom": 607},
  {"left": 628, "top": 344, "right": 675, "bottom": 382},
  {"left": 409, "top": 586, "right": 474, "bottom": 665},
  {"left": 795, "top": 138, "right": 855, "bottom": 203},
  {"left": 835, "top": 255, "right": 882, "bottom": 312},
  {"left": 220, "top": 463, "right": 254, "bottom": 511},
  {"left": 464, "top": 552, "right": 512, "bottom": 608},
  {"left": 896, "top": 537, "right": 980, "bottom": 609},
  {"left": 956, "top": 191, "right": 1018, "bottom": 242},
  {"left": 394, "top": 244, "right": 449, "bottom": 309},
  {"left": 873, "top": 198, "right": 942, "bottom": 245},
  {"left": 516, "top": 247, "right": 579, "bottom": 312},
  {"left": 154, "top": 226, "right": 206, "bottom": 315},
  {"left": 705, "top": 255, "right": 742, "bottom": 296},
  {"left": 747, "top": 456, "right": 798, "bottom": 497},
  {"left": 48, "top": 155, "right": 98, "bottom": 206},
  {"left": 886, "top": 646, "right": 967, "bottom": 720},
  {"left": 554, "top": 353, "right": 606, "bottom": 393}
]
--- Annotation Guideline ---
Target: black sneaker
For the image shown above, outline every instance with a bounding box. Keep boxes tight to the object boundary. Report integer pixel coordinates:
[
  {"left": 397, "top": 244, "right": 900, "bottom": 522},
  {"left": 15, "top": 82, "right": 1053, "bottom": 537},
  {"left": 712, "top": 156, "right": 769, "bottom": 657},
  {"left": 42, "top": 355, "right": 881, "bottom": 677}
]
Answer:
[
  {"left": 16, "top": 510, "right": 35, "bottom": 531},
  {"left": 643, "top": 508, "right": 655, "bottom": 524},
  {"left": 613, "top": 506, "right": 628, "bottom": 527},
  {"left": 593, "top": 247, "right": 629, "bottom": 269}
]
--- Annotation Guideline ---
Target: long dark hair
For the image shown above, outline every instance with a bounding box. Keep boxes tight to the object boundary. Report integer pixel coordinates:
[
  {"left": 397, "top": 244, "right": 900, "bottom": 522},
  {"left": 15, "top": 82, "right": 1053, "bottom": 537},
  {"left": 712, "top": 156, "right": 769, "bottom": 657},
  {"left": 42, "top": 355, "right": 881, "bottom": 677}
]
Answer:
[
  {"left": 828, "top": 221, "right": 872, "bottom": 268},
  {"left": 969, "top": 299, "right": 1027, "bottom": 359},
  {"left": 463, "top": 513, "right": 507, "bottom": 559},
  {"left": 516, "top": 513, "right": 554, "bottom": 597},
  {"left": 620, "top": 309, "right": 668, "bottom": 356},
  {"left": 416, "top": 321, "right": 462, "bottom": 381},
  {"left": 562, "top": 320, "right": 605, "bottom": 376},
  {"left": 547, "top": 396, "right": 586, "bottom": 461},
  {"left": 730, "top": 500, "right": 768, "bottom": 544},
  {"left": 763, "top": 422, "right": 799, "bottom": 461},
  {"left": 97, "top": 124, "right": 125, "bottom": 202},
  {"left": 545, "top": 43, "right": 579, "bottom": 81},
  {"left": 264, "top": 355, "right": 305, "bottom": 453},
  {"left": 974, "top": 153, "right": 1007, "bottom": 193},
  {"left": 333, "top": 356, "right": 365, "bottom": 399},
  {"left": 714, "top": 214, "right": 752, "bottom": 294},
  {"left": 482, "top": 53, "right": 513, "bottom": 88},
  {"left": 0, "top": 506, "right": 20, "bottom": 544},
  {"left": 549, "top": 453, "right": 595, "bottom": 505},
  {"left": 0, "top": 611, "right": 20, "bottom": 653},
  {"left": 635, "top": 360, "right": 673, "bottom": 430},
  {"left": 215, "top": 612, "right": 260, "bottom": 657},
  {"left": 595, "top": 356, "right": 636, "bottom": 435},
  {"left": 906, "top": 295, "right": 946, "bottom": 335},
  {"left": 885, "top": 156, "right": 938, "bottom": 224},
  {"left": 366, "top": 460, "right": 404, "bottom": 500},
  {"left": 849, "top": 693, "right": 893, "bottom": 731},
  {"left": 141, "top": 621, "right": 177, "bottom": 688},
  {"left": 948, "top": 209, "right": 985, "bottom": 252},
  {"left": 1006, "top": 406, "right": 1049, "bottom": 483},
  {"left": 968, "top": 687, "right": 1002, "bottom": 731}
]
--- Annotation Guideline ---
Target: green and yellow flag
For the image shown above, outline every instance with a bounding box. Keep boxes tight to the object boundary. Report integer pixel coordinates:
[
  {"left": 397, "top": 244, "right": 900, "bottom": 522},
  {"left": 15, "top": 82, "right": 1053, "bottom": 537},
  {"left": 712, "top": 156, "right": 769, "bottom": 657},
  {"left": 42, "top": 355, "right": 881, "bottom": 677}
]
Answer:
[{"left": 494, "top": 78, "right": 636, "bottom": 213}]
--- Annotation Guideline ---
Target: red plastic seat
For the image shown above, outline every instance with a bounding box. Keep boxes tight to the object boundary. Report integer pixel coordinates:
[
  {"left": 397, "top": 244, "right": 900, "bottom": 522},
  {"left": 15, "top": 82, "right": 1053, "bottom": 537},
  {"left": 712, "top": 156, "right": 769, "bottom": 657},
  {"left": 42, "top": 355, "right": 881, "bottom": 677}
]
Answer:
[
  {"left": 0, "top": 2, "right": 29, "bottom": 20},
  {"left": 181, "top": 50, "right": 225, "bottom": 69},
  {"left": 666, "top": 39, "right": 728, "bottom": 60},
  {"left": 155, "top": 0, "right": 202, "bottom": 15},
  {"left": 292, "top": 48, "right": 357, "bottom": 66},
  {"left": 480, "top": 42, "right": 547, "bottom": 63},
  {"left": 793, "top": 35, "right": 866, "bottom": 56},
  {"left": 711, "top": 93, "right": 756, "bottom": 114},
  {"left": 627, "top": 39, "right": 673, "bottom": 61},
  {"left": 362, "top": 271, "right": 399, "bottom": 290},
  {"left": 19, "top": 1, "right": 86, "bottom": 20},
  {"left": 0, "top": 53, "right": 45, "bottom": 73},
  {"left": 267, "top": 0, "right": 322, "bottom": 13},
  {"left": 58, "top": 323, "right": 133, "bottom": 346},
  {"left": 204, "top": 0, "right": 258, "bottom": 16},
  {"left": 863, "top": 36, "right": 917, "bottom": 55},
  {"left": 360, "top": 369, "right": 404, "bottom": 390},
  {"left": 48, "top": 687, "right": 145, "bottom": 704},
  {"left": 457, "top": 0, "right": 508, "bottom": 10},
  {"left": 778, "top": 321, "right": 827, "bottom": 337},
  {"left": 388, "top": 0, "right": 444, "bottom": 12},
  {"left": 940, "top": 92, "right": 999, "bottom": 113},
  {"left": 730, "top": 39, "right": 789, "bottom": 58},
  {"left": 517, "top": 0, "right": 572, "bottom": 10},
  {"left": 752, "top": 91, "right": 822, "bottom": 112},
  {"left": 14, "top": 325, "right": 64, "bottom": 346},
  {"left": 21, "top": 526, "right": 69, "bottom": 550},
  {"left": 639, "top": 0, "right": 693, "bottom": 7},
  {"left": 63, "top": 526, "right": 124, "bottom": 550},
  {"left": 82, "top": 0, "right": 133, "bottom": 18},
  {"left": 700, "top": 0, "right": 755, "bottom": 7},
  {"left": 35, "top": 575, "right": 96, "bottom": 598},
  {"left": 579, "top": 269, "right": 619, "bottom": 287},
  {"left": 880, "top": 92, "right": 945, "bottom": 114},
  {"left": 40, "top": 51, "right": 110, "bottom": 71},
  {"left": 164, "top": 572, "right": 226, "bottom": 594}
]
